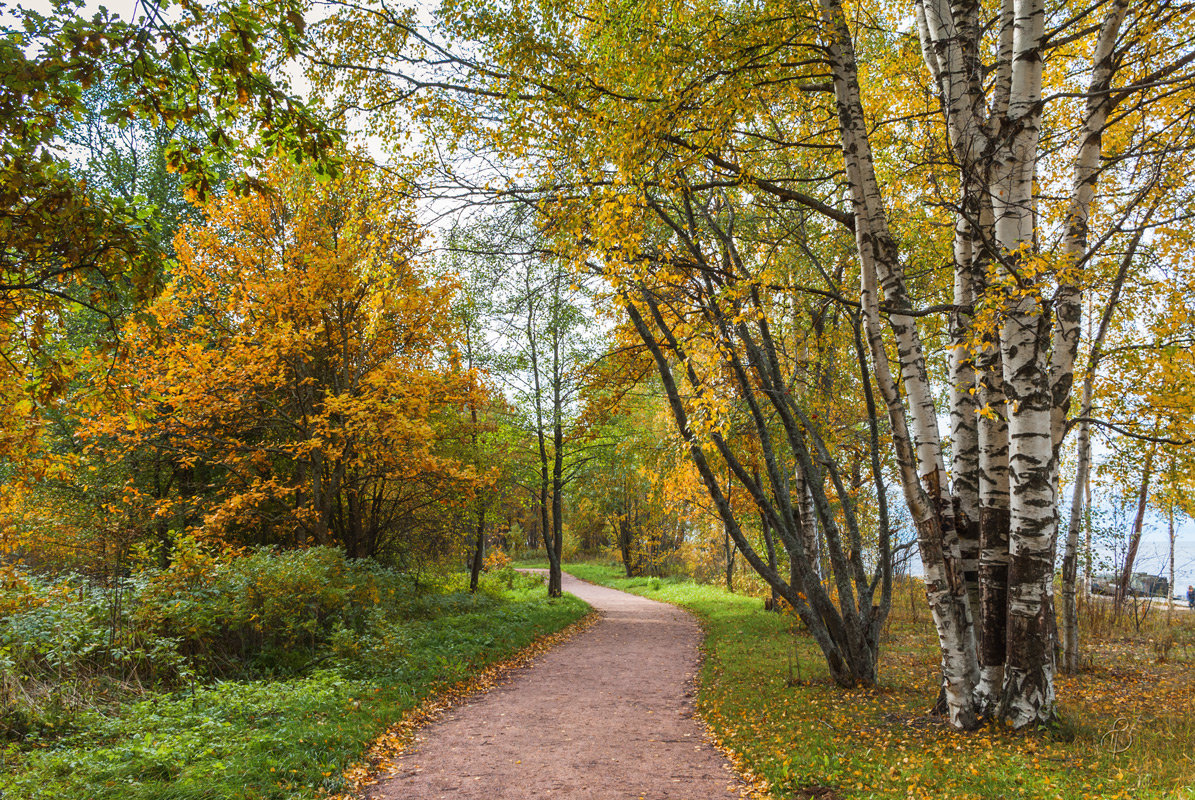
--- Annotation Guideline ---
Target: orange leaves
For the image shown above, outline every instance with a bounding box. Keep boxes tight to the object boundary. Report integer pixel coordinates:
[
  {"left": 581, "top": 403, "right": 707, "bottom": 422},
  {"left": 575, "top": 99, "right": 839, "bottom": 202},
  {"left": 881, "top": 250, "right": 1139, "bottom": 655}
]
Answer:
[{"left": 74, "top": 156, "right": 482, "bottom": 555}]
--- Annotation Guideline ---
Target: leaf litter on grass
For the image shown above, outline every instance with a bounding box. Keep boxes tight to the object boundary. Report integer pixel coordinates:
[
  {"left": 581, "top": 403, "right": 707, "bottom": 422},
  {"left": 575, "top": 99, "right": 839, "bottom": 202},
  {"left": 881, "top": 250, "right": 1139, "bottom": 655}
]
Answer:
[
  {"left": 568, "top": 561, "right": 1195, "bottom": 800},
  {"left": 328, "top": 609, "right": 600, "bottom": 799}
]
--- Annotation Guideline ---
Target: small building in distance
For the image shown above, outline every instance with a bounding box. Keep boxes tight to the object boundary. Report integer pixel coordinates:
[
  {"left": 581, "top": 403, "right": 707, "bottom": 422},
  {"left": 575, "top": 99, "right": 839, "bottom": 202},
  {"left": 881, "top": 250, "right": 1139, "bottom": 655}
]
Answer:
[{"left": 1090, "top": 573, "right": 1169, "bottom": 598}]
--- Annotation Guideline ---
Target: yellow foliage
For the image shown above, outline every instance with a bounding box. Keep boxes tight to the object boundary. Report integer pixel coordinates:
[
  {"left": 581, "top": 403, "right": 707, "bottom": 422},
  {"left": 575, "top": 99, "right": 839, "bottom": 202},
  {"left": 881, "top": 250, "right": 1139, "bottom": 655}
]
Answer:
[{"left": 59, "top": 156, "right": 485, "bottom": 558}]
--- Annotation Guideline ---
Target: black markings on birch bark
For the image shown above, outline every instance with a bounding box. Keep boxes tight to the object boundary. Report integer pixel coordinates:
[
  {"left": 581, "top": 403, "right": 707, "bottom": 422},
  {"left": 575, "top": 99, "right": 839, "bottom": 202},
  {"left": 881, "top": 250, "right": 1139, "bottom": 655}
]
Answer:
[
  {"left": 1048, "top": 0, "right": 1130, "bottom": 457},
  {"left": 818, "top": 0, "right": 979, "bottom": 729}
]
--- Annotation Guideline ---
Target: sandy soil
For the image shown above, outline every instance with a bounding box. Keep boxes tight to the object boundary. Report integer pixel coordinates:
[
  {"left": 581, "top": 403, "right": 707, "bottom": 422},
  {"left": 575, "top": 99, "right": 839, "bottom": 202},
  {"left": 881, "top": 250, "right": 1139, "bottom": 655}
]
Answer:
[{"left": 367, "top": 571, "right": 746, "bottom": 800}]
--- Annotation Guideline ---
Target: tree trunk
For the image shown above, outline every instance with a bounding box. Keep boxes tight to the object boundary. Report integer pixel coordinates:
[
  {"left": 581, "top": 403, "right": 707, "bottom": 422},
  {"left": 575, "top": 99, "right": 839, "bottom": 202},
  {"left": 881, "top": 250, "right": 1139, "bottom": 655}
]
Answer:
[
  {"left": 994, "top": 296, "right": 1057, "bottom": 727},
  {"left": 465, "top": 323, "right": 487, "bottom": 594},
  {"left": 1167, "top": 496, "right": 1175, "bottom": 624},
  {"left": 618, "top": 516, "right": 637, "bottom": 577},
  {"left": 724, "top": 524, "right": 736, "bottom": 592},
  {"left": 1060, "top": 408, "right": 1090, "bottom": 672},
  {"left": 794, "top": 462, "right": 820, "bottom": 576},
  {"left": 469, "top": 504, "right": 486, "bottom": 593},
  {"left": 1055, "top": 0, "right": 1132, "bottom": 673},
  {"left": 723, "top": 464, "right": 735, "bottom": 592},
  {"left": 985, "top": 0, "right": 1057, "bottom": 728},
  {"left": 758, "top": 467, "right": 780, "bottom": 608},
  {"left": 975, "top": 338, "right": 1011, "bottom": 712},
  {"left": 947, "top": 217, "right": 982, "bottom": 629},
  {"left": 346, "top": 489, "right": 365, "bottom": 560},
  {"left": 1048, "top": 0, "right": 1130, "bottom": 453},
  {"left": 550, "top": 412, "right": 564, "bottom": 598},
  {"left": 817, "top": 0, "right": 978, "bottom": 727},
  {"left": 1116, "top": 446, "right": 1155, "bottom": 609},
  {"left": 623, "top": 296, "right": 887, "bottom": 689},
  {"left": 1060, "top": 227, "right": 1137, "bottom": 671},
  {"left": 526, "top": 276, "right": 561, "bottom": 597},
  {"left": 546, "top": 272, "right": 566, "bottom": 599},
  {"left": 1084, "top": 478, "right": 1093, "bottom": 596}
]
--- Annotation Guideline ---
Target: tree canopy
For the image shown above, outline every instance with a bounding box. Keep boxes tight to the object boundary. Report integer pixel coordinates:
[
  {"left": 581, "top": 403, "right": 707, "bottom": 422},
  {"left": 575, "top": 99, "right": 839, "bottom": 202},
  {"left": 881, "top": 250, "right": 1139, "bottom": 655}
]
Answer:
[{"left": 2, "top": 0, "right": 1194, "bottom": 743}]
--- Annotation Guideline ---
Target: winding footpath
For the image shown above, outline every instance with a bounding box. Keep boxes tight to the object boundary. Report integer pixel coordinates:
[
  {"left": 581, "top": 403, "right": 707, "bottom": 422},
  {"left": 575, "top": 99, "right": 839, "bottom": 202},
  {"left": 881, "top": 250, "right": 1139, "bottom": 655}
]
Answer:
[{"left": 368, "top": 571, "right": 747, "bottom": 799}]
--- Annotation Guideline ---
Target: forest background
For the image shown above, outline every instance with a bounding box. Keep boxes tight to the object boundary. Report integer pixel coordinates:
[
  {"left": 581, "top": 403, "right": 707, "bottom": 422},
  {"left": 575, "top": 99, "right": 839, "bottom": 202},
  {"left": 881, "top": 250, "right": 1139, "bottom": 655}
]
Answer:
[{"left": 2, "top": 0, "right": 1195, "bottom": 796}]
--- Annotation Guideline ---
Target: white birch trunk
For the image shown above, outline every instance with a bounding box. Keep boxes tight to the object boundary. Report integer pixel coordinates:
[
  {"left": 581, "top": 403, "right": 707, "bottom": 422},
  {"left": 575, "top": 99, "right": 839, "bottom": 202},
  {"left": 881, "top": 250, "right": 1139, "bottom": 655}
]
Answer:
[
  {"left": 818, "top": 0, "right": 979, "bottom": 729},
  {"left": 1049, "top": 0, "right": 1130, "bottom": 451},
  {"left": 1061, "top": 0, "right": 1132, "bottom": 669},
  {"left": 795, "top": 462, "right": 820, "bottom": 575},
  {"left": 989, "top": 0, "right": 1016, "bottom": 121},
  {"left": 976, "top": 336, "right": 1011, "bottom": 711},
  {"left": 915, "top": 0, "right": 1005, "bottom": 699},
  {"left": 1060, "top": 381, "right": 1093, "bottom": 672},
  {"left": 1168, "top": 499, "right": 1175, "bottom": 625},
  {"left": 1061, "top": 228, "right": 1138, "bottom": 672},
  {"left": 990, "top": 0, "right": 1058, "bottom": 728},
  {"left": 996, "top": 295, "right": 1057, "bottom": 728},
  {"left": 950, "top": 237, "right": 982, "bottom": 622},
  {"left": 1052, "top": 0, "right": 1129, "bottom": 670}
]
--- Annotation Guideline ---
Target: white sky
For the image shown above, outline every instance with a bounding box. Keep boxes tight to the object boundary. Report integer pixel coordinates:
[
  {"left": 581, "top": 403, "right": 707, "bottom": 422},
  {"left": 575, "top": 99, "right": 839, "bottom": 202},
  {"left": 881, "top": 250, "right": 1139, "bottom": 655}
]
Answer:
[{"left": 9, "top": 0, "right": 141, "bottom": 17}]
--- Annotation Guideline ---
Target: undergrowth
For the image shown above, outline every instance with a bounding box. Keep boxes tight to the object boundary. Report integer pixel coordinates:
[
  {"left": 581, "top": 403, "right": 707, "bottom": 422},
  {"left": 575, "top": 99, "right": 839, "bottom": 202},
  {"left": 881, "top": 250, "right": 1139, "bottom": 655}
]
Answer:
[
  {"left": 567, "top": 560, "right": 1195, "bottom": 800},
  {"left": 0, "top": 550, "right": 587, "bottom": 799}
]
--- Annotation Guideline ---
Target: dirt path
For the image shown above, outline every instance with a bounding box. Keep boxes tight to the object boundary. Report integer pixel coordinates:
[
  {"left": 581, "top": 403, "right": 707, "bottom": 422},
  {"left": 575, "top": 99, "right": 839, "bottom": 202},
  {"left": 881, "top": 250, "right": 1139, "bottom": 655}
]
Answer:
[{"left": 367, "top": 571, "right": 747, "bottom": 800}]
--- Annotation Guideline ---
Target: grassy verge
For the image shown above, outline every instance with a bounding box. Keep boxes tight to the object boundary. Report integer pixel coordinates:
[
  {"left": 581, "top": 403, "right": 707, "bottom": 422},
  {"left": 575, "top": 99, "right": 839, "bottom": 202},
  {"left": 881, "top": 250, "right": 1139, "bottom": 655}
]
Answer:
[
  {"left": 508, "top": 551, "right": 549, "bottom": 570},
  {"left": 0, "top": 572, "right": 588, "bottom": 800},
  {"left": 566, "top": 561, "right": 1195, "bottom": 800}
]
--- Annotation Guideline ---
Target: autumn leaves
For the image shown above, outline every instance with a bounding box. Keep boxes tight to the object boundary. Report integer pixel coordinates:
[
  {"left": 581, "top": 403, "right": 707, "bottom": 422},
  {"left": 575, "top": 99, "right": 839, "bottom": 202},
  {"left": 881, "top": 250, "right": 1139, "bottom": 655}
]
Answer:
[{"left": 43, "top": 159, "right": 484, "bottom": 562}]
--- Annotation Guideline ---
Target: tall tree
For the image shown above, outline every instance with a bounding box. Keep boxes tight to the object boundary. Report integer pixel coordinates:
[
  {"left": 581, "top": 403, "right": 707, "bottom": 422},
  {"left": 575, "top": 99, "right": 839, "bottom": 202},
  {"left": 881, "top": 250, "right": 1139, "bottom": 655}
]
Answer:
[
  {"left": 0, "top": 0, "right": 339, "bottom": 514},
  {"left": 446, "top": 211, "right": 600, "bottom": 596}
]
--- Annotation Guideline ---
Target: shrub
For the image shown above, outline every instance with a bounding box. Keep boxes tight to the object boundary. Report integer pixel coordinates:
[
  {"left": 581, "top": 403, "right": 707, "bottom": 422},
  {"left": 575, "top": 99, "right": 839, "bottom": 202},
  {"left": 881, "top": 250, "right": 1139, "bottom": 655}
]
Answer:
[
  {"left": 482, "top": 549, "right": 511, "bottom": 572},
  {"left": 134, "top": 543, "right": 399, "bottom": 674},
  {"left": 0, "top": 543, "right": 565, "bottom": 747},
  {"left": 0, "top": 568, "right": 185, "bottom": 740}
]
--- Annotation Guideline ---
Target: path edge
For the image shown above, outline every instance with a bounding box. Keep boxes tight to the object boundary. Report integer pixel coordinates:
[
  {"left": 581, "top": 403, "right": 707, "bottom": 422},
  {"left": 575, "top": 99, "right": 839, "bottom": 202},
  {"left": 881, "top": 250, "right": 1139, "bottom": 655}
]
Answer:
[
  {"left": 560, "top": 569, "right": 774, "bottom": 800},
  {"left": 331, "top": 601, "right": 601, "bottom": 799}
]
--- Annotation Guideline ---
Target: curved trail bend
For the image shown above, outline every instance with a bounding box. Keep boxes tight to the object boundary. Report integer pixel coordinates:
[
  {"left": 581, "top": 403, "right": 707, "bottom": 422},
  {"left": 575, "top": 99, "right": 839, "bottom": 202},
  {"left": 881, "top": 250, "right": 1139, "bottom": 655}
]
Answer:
[{"left": 368, "top": 571, "right": 746, "bottom": 799}]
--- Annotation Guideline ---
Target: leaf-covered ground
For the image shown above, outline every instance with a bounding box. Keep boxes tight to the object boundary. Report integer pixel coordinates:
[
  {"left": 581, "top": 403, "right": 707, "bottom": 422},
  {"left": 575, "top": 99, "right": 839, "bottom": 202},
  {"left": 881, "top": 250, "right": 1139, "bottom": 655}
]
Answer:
[{"left": 567, "top": 562, "right": 1195, "bottom": 800}]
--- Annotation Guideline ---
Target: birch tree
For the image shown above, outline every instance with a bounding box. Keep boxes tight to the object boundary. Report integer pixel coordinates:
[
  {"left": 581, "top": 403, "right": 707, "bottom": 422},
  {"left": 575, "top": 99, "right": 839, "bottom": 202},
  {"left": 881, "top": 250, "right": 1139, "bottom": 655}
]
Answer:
[
  {"left": 824, "top": 0, "right": 1195, "bottom": 726},
  {"left": 312, "top": 0, "right": 1195, "bottom": 728}
]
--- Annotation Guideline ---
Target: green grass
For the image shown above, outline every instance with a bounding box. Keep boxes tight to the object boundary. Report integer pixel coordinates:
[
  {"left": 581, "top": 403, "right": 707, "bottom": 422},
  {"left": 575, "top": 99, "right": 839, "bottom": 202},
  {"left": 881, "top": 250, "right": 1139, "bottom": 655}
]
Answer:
[
  {"left": 566, "top": 561, "right": 1195, "bottom": 800},
  {"left": 508, "top": 552, "right": 550, "bottom": 570},
  {"left": 0, "top": 572, "right": 588, "bottom": 800}
]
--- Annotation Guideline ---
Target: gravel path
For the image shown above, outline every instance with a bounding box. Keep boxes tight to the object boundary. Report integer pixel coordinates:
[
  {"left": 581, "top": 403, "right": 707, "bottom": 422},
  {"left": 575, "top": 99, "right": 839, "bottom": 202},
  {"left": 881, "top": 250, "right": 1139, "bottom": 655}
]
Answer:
[{"left": 367, "top": 571, "right": 746, "bottom": 800}]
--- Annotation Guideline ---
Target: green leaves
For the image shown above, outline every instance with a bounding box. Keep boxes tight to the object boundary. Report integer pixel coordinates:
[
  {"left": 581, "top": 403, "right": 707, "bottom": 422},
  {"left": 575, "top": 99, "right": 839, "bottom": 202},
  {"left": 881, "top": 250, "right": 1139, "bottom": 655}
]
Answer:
[{"left": 0, "top": 560, "right": 587, "bottom": 800}]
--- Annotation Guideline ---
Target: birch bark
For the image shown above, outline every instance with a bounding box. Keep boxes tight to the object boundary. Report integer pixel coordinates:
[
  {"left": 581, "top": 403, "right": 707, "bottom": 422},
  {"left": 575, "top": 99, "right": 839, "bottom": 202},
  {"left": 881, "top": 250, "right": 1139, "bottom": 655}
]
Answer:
[
  {"left": 1049, "top": 0, "right": 1131, "bottom": 451},
  {"left": 1167, "top": 498, "right": 1176, "bottom": 624},
  {"left": 976, "top": 338, "right": 1011, "bottom": 711},
  {"left": 950, "top": 238, "right": 982, "bottom": 625},
  {"left": 1060, "top": 230, "right": 1138, "bottom": 671},
  {"left": 914, "top": 0, "right": 1070, "bottom": 726},
  {"left": 914, "top": 0, "right": 1000, "bottom": 656},
  {"left": 987, "top": 0, "right": 1059, "bottom": 727},
  {"left": 1052, "top": 0, "right": 1132, "bottom": 673},
  {"left": 817, "top": 0, "right": 979, "bottom": 728}
]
